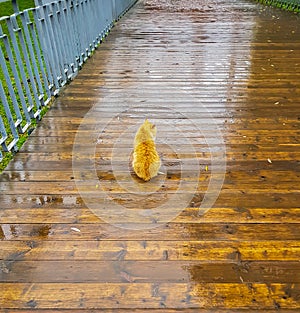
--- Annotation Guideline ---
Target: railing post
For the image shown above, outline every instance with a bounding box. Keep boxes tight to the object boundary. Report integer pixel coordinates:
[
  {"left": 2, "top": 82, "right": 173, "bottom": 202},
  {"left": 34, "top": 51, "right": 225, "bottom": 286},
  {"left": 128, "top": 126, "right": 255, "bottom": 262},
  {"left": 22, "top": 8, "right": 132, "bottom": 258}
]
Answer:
[
  {"left": 11, "top": 0, "right": 19, "bottom": 13},
  {"left": 112, "top": 0, "right": 117, "bottom": 21}
]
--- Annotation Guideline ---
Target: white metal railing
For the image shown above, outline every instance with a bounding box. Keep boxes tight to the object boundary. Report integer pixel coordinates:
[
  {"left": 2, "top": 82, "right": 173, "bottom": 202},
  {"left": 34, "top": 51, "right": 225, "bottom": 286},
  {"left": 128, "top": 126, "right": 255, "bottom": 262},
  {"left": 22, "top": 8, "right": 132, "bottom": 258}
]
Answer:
[{"left": 0, "top": 0, "right": 137, "bottom": 162}]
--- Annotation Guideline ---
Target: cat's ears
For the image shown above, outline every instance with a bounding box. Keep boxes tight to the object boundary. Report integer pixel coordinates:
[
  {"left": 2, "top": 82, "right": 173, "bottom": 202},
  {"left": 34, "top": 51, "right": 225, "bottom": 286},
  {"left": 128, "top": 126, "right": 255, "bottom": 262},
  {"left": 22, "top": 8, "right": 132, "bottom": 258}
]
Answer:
[{"left": 144, "top": 119, "right": 155, "bottom": 128}]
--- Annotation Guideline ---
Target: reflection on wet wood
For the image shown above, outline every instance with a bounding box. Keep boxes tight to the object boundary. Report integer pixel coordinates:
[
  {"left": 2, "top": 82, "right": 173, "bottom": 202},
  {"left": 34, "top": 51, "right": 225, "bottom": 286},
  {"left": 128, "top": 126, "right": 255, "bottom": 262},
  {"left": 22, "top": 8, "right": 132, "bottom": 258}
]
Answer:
[{"left": 1, "top": 0, "right": 300, "bottom": 311}]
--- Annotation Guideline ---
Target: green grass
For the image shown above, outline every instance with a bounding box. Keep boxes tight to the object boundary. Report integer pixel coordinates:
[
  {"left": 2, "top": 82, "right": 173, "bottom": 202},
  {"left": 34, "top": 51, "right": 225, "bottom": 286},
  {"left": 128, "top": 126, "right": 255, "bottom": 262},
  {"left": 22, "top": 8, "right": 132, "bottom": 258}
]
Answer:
[
  {"left": 0, "top": 133, "right": 28, "bottom": 172},
  {"left": 0, "top": 0, "right": 35, "bottom": 17},
  {"left": 0, "top": 101, "right": 52, "bottom": 172},
  {"left": 256, "top": 0, "right": 300, "bottom": 13}
]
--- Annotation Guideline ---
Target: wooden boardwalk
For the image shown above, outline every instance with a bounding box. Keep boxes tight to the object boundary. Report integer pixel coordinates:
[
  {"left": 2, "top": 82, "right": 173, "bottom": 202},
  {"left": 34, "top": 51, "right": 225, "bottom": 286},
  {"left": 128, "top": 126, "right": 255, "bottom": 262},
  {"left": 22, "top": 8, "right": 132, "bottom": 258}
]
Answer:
[{"left": 1, "top": 0, "right": 300, "bottom": 311}]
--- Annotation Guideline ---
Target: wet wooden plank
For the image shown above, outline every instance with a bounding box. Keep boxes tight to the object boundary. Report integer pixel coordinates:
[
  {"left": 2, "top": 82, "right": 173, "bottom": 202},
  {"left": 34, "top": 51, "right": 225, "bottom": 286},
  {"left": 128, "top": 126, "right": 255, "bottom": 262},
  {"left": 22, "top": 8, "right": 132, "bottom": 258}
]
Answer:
[
  {"left": 1, "top": 190, "right": 299, "bottom": 208},
  {"left": 16, "top": 123, "right": 300, "bottom": 136},
  {"left": 1, "top": 223, "right": 300, "bottom": 241},
  {"left": 4, "top": 158, "right": 300, "bottom": 172},
  {"left": 1, "top": 260, "right": 300, "bottom": 283},
  {"left": 2, "top": 308, "right": 298, "bottom": 313},
  {"left": 1, "top": 169, "right": 299, "bottom": 185},
  {"left": 24, "top": 123, "right": 299, "bottom": 135},
  {"left": 0, "top": 240, "right": 299, "bottom": 261},
  {"left": 47, "top": 97, "right": 300, "bottom": 106},
  {"left": 2, "top": 150, "right": 300, "bottom": 162},
  {"left": 0, "top": 283, "right": 299, "bottom": 309},
  {"left": 30, "top": 110, "right": 300, "bottom": 121},
  {"left": 1, "top": 181, "right": 300, "bottom": 195},
  {"left": 0, "top": 207, "right": 299, "bottom": 223}
]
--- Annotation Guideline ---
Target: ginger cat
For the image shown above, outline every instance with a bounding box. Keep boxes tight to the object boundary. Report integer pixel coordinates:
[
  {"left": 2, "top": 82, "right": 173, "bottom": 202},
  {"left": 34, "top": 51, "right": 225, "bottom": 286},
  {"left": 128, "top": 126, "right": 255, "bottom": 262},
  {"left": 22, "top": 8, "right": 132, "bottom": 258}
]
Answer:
[{"left": 132, "top": 119, "right": 161, "bottom": 181}]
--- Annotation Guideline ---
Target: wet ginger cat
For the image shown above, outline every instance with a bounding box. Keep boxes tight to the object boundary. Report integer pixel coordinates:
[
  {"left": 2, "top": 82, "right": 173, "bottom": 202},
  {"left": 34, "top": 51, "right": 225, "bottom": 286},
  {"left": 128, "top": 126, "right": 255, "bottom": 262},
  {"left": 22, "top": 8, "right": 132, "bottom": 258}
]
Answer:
[{"left": 132, "top": 119, "right": 161, "bottom": 181}]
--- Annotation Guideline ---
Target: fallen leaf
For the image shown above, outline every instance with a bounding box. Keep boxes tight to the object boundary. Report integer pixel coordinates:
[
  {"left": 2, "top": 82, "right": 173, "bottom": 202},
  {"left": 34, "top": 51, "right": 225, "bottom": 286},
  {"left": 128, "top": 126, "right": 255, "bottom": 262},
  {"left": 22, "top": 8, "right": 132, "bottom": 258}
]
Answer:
[
  {"left": 120, "top": 271, "right": 135, "bottom": 282},
  {"left": 0, "top": 262, "right": 10, "bottom": 274},
  {"left": 71, "top": 227, "right": 81, "bottom": 233},
  {"left": 120, "top": 271, "right": 147, "bottom": 282}
]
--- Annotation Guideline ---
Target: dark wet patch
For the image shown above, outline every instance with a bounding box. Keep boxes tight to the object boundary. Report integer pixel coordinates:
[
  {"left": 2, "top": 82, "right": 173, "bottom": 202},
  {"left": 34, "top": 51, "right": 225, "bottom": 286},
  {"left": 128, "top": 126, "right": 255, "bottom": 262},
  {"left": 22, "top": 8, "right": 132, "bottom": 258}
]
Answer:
[
  {"left": 273, "top": 300, "right": 281, "bottom": 310},
  {"left": 233, "top": 207, "right": 253, "bottom": 219},
  {"left": 26, "top": 299, "right": 37, "bottom": 308},
  {"left": 151, "top": 283, "right": 160, "bottom": 297},
  {"left": 26, "top": 241, "right": 38, "bottom": 249},
  {"left": 283, "top": 283, "right": 300, "bottom": 302},
  {"left": 162, "top": 250, "right": 169, "bottom": 260},
  {"left": 189, "top": 193, "right": 203, "bottom": 207},
  {"left": 0, "top": 227, "right": 4, "bottom": 240},
  {"left": 4, "top": 250, "right": 28, "bottom": 262},
  {"left": 116, "top": 249, "right": 127, "bottom": 261},
  {"left": 0, "top": 261, "right": 10, "bottom": 274},
  {"left": 223, "top": 224, "right": 237, "bottom": 235},
  {"left": 29, "top": 225, "right": 52, "bottom": 238}
]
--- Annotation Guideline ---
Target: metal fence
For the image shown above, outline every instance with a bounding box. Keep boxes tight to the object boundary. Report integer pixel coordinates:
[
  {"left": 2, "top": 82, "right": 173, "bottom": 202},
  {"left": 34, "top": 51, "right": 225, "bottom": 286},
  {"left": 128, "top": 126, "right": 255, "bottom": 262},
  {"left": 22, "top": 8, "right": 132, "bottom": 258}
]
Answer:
[
  {"left": 0, "top": 0, "right": 137, "bottom": 162},
  {"left": 255, "top": 0, "right": 300, "bottom": 12}
]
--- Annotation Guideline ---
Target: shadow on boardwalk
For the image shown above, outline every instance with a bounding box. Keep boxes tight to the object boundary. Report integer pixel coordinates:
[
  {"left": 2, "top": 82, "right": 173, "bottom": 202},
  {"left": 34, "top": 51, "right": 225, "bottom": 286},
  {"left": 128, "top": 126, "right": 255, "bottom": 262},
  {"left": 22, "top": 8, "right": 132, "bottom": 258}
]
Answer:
[{"left": 0, "top": 0, "right": 300, "bottom": 311}]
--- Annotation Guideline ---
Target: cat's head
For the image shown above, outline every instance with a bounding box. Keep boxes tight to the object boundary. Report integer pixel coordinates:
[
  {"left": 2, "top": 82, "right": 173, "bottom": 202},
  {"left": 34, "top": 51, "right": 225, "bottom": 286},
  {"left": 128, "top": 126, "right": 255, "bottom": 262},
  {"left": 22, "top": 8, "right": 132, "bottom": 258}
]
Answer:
[{"left": 143, "top": 119, "right": 157, "bottom": 138}]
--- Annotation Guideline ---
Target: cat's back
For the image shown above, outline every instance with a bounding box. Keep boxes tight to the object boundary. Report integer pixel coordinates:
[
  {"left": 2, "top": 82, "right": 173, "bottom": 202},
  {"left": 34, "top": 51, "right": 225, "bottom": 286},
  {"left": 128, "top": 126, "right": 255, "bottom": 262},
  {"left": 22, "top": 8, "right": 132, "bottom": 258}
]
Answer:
[
  {"left": 134, "top": 139, "right": 159, "bottom": 161},
  {"left": 132, "top": 120, "right": 160, "bottom": 181}
]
